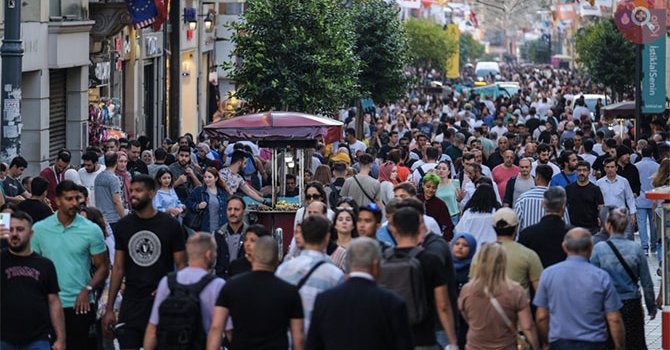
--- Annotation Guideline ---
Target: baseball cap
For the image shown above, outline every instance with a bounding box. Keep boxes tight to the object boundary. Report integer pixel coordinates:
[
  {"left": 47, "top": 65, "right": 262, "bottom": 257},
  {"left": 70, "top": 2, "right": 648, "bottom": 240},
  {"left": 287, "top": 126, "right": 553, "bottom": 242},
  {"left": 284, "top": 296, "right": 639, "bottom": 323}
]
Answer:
[{"left": 492, "top": 208, "right": 519, "bottom": 228}]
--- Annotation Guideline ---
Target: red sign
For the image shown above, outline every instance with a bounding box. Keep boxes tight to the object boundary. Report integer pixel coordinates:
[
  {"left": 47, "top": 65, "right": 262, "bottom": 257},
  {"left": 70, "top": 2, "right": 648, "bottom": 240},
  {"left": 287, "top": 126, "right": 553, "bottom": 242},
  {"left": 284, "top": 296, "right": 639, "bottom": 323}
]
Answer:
[{"left": 615, "top": 0, "right": 666, "bottom": 44}]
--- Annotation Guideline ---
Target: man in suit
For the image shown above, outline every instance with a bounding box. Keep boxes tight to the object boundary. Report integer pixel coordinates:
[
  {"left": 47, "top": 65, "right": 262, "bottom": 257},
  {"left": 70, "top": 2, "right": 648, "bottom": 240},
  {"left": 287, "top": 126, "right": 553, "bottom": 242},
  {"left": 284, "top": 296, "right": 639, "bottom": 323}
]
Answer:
[
  {"left": 519, "top": 186, "right": 572, "bottom": 268},
  {"left": 306, "top": 237, "right": 414, "bottom": 350}
]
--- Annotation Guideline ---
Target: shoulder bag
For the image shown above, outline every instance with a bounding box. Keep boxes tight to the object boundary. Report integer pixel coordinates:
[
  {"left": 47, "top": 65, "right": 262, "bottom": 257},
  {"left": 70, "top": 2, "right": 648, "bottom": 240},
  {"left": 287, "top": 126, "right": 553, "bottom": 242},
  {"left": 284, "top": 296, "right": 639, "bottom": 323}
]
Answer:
[
  {"left": 184, "top": 189, "right": 205, "bottom": 230},
  {"left": 352, "top": 175, "right": 376, "bottom": 203},
  {"left": 490, "top": 297, "right": 532, "bottom": 350}
]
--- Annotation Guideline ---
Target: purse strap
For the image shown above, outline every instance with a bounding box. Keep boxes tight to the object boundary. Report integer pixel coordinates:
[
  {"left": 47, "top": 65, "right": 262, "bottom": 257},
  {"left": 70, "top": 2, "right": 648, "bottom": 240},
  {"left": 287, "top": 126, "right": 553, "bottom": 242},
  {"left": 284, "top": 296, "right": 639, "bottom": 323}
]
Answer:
[
  {"left": 606, "top": 240, "right": 638, "bottom": 284},
  {"left": 490, "top": 297, "right": 518, "bottom": 334},
  {"left": 352, "top": 175, "right": 375, "bottom": 203}
]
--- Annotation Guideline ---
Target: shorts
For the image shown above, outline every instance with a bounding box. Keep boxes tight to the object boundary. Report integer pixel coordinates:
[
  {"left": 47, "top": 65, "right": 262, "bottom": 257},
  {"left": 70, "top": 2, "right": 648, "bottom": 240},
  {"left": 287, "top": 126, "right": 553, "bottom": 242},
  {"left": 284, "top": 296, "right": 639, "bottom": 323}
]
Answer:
[{"left": 116, "top": 297, "right": 154, "bottom": 349}]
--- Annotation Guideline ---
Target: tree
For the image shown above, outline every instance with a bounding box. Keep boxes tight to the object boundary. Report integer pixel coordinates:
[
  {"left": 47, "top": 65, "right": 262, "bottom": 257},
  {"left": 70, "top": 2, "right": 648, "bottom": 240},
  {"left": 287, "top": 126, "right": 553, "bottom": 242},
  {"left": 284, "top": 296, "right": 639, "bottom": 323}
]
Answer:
[
  {"left": 350, "top": 0, "right": 409, "bottom": 103},
  {"left": 528, "top": 39, "right": 550, "bottom": 64},
  {"left": 226, "top": 0, "right": 360, "bottom": 114},
  {"left": 404, "top": 19, "right": 457, "bottom": 72},
  {"left": 575, "top": 18, "right": 635, "bottom": 100},
  {"left": 460, "top": 33, "right": 485, "bottom": 66}
]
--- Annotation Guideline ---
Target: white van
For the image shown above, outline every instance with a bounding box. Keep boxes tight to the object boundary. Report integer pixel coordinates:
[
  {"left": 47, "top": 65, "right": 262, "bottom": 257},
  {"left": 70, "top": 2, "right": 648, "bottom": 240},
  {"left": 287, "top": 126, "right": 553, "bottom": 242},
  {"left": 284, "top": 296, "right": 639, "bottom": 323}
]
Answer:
[{"left": 475, "top": 61, "right": 501, "bottom": 79}]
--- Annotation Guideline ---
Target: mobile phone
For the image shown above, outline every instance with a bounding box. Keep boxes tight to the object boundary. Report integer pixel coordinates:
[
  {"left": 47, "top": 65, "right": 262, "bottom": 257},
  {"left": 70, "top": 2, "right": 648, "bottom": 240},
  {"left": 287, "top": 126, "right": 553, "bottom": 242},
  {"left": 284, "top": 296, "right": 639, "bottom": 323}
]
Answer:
[{"left": 0, "top": 212, "right": 10, "bottom": 231}]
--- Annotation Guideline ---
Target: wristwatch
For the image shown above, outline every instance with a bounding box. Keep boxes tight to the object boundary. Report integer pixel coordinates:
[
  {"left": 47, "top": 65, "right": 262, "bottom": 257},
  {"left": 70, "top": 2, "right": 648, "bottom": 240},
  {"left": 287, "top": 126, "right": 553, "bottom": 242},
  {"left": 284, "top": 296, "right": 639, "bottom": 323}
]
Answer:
[{"left": 84, "top": 285, "right": 93, "bottom": 292}]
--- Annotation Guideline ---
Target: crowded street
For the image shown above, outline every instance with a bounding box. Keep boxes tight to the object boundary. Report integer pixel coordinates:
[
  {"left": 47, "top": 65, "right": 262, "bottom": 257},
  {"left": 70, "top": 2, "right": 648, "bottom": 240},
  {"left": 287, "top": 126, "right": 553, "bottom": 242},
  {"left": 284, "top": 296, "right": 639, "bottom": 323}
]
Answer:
[{"left": 2, "top": 0, "right": 670, "bottom": 350}]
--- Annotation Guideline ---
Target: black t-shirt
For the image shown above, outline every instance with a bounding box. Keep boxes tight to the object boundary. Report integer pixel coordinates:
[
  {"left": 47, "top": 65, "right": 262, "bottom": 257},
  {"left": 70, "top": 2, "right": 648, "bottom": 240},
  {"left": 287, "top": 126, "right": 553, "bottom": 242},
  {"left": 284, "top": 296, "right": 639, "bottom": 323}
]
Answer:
[
  {"left": 565, "top": 182, "right": 604, "bottom": 231},
  {"left": 114, "top": 211, "right": 186, "bottom": 300},
  {"left": 216, "top": 270, "right": 303, "bottom": 350},
  {"left": 128, "top": 159, "right": 149, "bottom": 177},
  {"left": 16, "top": 199, "right": 53, "bottom": 223},
  {"left": 1, "top": 250, "right": 59, "bottom": 345},
  {"left": 394, "top": 247, "right": 447, "bottom": 346}
]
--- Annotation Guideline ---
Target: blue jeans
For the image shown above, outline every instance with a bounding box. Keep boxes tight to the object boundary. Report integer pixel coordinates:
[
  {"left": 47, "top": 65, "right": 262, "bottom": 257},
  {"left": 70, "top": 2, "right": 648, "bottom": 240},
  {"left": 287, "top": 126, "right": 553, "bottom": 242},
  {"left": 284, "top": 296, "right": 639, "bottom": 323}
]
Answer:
[
  {"left": 637, "top": 208, "right": 656, "bottom": 249},
  {"left": 0, "top": 340, "right": 51, "bottom": 350},
  {"left": 550, "top": 339, "right": 608, "bottom": 350}
]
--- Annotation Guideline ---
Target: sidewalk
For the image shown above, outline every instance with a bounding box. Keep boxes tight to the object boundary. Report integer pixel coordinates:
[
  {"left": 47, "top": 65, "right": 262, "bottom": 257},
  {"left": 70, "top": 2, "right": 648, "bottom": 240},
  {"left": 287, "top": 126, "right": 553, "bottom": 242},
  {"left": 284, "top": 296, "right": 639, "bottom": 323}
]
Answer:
[{"left": 645, "top": 252, "right": 663, "bottom": 349}]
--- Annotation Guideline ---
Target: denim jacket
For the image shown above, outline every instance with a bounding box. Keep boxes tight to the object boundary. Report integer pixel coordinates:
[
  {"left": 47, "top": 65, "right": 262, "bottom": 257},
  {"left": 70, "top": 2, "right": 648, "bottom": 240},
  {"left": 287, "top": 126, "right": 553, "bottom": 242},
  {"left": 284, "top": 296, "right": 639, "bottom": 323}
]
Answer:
[
  {"left": 591, "top": 234, "right": 657, "bottom": 314},
  {"left": 185, "top": 185, "right": 228, "bottom": 232}
]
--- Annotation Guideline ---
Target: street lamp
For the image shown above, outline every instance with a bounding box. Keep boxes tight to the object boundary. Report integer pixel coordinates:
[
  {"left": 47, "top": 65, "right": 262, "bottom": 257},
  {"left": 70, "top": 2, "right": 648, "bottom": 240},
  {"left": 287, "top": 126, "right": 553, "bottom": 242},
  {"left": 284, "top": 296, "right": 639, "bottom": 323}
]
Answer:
[
  {"left": 204, "top": 13, "right": 214, "bottom": 31},
  {"left": 188, "top": 18, "right": 197, "bottom": 31}
]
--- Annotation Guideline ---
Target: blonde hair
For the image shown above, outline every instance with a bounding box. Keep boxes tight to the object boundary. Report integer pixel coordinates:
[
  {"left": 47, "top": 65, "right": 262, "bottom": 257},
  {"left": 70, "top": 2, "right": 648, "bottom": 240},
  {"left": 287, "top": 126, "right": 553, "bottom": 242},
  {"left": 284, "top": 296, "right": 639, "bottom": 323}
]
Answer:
[
  {"left": 652, "top": 158, "right": 670, "bottom": 188},
  {"left": 470, "top": 243, "right": 509, "bottom": 297}
]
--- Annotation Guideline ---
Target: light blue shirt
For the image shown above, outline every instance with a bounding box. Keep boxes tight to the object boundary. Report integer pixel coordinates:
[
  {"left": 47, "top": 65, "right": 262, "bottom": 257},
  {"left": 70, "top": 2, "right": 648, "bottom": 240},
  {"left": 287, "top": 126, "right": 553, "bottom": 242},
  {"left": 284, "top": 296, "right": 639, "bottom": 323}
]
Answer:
[
  {"left": 153, "top": 188, "right": 183, "bottom": 212},
  {"left": 591, "top": 234, "right": 657, "bottom": 313},
  {"left": 275, "top": 250, "right": 344, "bottom": 333},
  {"left": 635, "top": 157, "right": 659, "bottom": 209},
  {"left": 534, "top": 256, "right": 622, "bottom": 343},
  {"left": 596, "top": 175, "right": 637, "bottom": 214}
]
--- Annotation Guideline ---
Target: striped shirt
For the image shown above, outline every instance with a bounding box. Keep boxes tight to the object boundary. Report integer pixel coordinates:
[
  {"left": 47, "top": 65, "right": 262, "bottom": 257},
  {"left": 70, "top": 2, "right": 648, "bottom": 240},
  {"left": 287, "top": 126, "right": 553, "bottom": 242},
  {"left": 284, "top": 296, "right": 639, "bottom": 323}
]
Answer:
[
  {"left": 275, "top": 250, "right": 345, "bottom": 332},
  {"left": 514, "top": 186, "right": 571, "bottom": 231}
]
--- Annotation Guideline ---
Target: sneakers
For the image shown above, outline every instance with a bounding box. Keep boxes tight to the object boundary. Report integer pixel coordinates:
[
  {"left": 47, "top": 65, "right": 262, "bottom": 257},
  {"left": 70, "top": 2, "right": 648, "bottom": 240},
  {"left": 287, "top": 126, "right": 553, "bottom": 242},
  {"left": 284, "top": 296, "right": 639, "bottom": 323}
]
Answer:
[{"left": 644, "top": 248, "right": 649, "bottom": 256}]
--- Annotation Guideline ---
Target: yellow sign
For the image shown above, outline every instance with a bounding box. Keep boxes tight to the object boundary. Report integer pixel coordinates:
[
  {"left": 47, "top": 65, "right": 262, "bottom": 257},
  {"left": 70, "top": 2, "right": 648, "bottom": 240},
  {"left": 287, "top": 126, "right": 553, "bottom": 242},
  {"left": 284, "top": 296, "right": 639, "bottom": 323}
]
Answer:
[{"left": 446, "top": 24, "right": 460, "bottom": 79}]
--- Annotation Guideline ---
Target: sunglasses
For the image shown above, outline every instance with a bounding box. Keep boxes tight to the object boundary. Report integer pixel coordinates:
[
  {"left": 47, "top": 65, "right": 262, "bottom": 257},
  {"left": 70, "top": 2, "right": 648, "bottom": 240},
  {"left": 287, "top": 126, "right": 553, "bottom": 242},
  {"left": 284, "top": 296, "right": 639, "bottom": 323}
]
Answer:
[
  {"left": 305, "top": 194, "right": 321, "bottom": 200},
  {"left": 336, "top": 207, "right": 354, "bottom": 212}
]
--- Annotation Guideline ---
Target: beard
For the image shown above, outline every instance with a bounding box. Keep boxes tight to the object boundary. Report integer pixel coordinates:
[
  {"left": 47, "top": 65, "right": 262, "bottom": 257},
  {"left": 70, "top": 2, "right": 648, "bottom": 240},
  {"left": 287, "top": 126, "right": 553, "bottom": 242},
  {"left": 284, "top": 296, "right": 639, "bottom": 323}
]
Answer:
[
  {"left": 131, "top": 197, "right": 152, "bottom": 211},
  {"left": 9, "top": 239, "right": 29, "bottom": 254}
]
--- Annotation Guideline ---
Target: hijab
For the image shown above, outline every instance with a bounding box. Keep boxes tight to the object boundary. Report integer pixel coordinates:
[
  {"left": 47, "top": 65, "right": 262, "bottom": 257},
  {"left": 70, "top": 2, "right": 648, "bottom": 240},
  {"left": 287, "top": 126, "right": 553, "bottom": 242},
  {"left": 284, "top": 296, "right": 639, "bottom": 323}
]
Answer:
[
  {"left": 450, "top": 232, "right": 477, "bottom": 284},
  {"left": 378, "top": 161, "right": 397, "bottom": 184},
  {"left": 115, "top": 151, "right": 132, "bottom": 208}
]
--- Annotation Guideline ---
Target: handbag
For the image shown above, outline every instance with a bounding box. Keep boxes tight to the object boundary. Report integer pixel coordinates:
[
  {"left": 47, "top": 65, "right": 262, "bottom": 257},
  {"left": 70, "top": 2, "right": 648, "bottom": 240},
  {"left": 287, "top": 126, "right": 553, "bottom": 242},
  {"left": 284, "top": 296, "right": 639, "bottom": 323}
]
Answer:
[
  {"left": 184, "top": 191, "right": 205, "bottom": 230},
  {"left": 490, "top": 297, "right": 532, "bottom": 350}
]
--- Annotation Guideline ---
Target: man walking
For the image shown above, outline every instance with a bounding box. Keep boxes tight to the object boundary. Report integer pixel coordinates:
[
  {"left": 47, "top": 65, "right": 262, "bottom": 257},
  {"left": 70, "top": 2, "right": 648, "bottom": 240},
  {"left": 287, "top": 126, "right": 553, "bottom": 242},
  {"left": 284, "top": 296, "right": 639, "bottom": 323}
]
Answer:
[
  {"left": 169, "top": 146, "right": 202, "bottom": 203},
  {"left": 214, "top": 196, "right": 249, "bottom": 278},
  {"left": 95, "top": 152, "right": 126, "bottom": 231},
  {"left": 143, "top": 233, "right": 225, "bottom": 350},
  {"left": 78, "top": 150, "right": 105, "bottom": 206},
  {"left": 549, "top": 151, "right": 578, "bottom": 188},
  {"left": 596, "top": 158, "right": 637, "bottom": 239},
  {"left": 492, "top": 150, "right": 519, "bottom": 200},
  {"left": 635, "top": 145, "right": 659, "bottom": 254},
  {"left": 39, "top": 150, "right": 71, "bottom": 208},
  {"left": 276, "top": 215, "right": 344, "bottom": 332},
  {"left": 566, "top": 161, "right": 604, "bottom": 233},
  {"left": 32, "top": 180, "right": 110, "bottom": 350},
  {"left": 1, "top": 211, "right": 66, "bottom": 350},
  {"left": 127, "top": 140, "right": 149, "bottom": 176},
  {"left": 519, "top": 187, "right": 572, "bottom": 268},
  {"left": 207, "top": 236, "right": 305, "bottom": 350},
  {"left": 502, "top": 158, "right": 534, "bottom": 207},
  {"left": 515, "top": 165, "right": 570, "bottom": 231},
  {"left": 340, "top": 153, "right": 381, "bottom": 207},
  {"left": 306, "top": 237, "right": 414, "bottom": 350},
  {"left": 16, "top": 176, "right": 53, "bottom": 223},
  {"left": 534, "top": 228, "right": 625, "bottom": 350},
  {"left": 102, "top": 175, "right": 187, "bottom": 350}
]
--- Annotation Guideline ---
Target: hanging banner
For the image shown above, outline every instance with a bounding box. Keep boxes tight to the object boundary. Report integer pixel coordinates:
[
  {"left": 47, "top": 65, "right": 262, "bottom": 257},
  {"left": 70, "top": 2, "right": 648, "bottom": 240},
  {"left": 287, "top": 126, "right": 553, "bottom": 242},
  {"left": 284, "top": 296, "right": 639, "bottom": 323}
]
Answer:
[
  {"left": 642, "top": 35, "right": 666, "bottom": 113},
  {"left": 555, "top": 3, "right": 577, "bottom": 21},
  {"left": 397, "top": 0, "right": 420, "bottom": 9},
  {"left": 446, "top": 24, "right": 460, "bottom": 79}
]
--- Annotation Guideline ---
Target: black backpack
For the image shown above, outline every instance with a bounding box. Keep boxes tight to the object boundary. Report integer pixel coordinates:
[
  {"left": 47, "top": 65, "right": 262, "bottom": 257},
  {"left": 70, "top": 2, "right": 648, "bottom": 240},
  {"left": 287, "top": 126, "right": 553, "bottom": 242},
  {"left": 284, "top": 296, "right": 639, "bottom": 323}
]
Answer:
[
  {"left": 378, "top": 247, "right": 428, "bottom": 325},
  {"left": 157, "top": 272, "right": 215, "bottom": 350},
  {"left": 329, "top": 182, "right": 343, "bottom": 210}
]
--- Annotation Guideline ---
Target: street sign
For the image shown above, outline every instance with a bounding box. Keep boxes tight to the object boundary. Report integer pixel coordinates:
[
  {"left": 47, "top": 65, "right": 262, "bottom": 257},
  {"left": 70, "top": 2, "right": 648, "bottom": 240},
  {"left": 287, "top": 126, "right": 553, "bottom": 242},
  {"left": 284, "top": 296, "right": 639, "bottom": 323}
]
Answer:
[
  {"left": 615, "top": 0, "right": 666, "bottom": 44},
  {"left": 642, "top": 36, "right": 666, "bottom": 113}
]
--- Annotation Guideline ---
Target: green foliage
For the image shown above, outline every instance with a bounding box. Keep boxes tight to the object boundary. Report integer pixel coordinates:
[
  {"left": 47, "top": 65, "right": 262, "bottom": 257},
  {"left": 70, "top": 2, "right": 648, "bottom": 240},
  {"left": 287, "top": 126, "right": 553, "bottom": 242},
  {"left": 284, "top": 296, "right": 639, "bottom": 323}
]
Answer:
[
  {"left": 226, "top": 0, "right": 360, "bottom": 114},
  {"left": 350, "top": 0, "right": 409, "bottom": 103},
  {"left": 404, "top": 19, "right": 457, "bottom": 71},
  {"left": 575, "top": 18, "right": 635, "bottom": 97},
  {"left": 460, "top": 33, "right": 485, "bottom": 66},
  {"left": 528, "top": 39, "right": 550, "bottom": 64}
]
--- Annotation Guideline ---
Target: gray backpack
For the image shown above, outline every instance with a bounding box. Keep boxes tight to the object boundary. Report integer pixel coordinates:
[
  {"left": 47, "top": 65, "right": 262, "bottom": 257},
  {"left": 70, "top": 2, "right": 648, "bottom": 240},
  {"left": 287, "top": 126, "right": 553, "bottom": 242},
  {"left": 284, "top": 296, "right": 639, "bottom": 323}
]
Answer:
[{"left": 378, "top": 247, "right": 428, "bottom": 325}]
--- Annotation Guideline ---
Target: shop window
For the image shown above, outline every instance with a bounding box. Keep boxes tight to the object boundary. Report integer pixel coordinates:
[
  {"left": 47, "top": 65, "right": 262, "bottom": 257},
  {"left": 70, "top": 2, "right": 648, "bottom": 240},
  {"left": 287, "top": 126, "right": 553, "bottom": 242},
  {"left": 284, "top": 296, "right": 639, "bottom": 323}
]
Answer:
[{"left": 50, "top": 0, "right": 88, "bottom": 20}]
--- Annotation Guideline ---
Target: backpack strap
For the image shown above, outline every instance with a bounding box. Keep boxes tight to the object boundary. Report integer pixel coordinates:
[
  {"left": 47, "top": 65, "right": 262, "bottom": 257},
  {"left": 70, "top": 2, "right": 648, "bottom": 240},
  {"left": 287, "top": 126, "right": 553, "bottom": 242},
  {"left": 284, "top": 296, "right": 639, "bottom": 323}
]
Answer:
[
  {"left": 408, "top": 246, "right": 424, "bottom": 259},
  {"left": 187, "top": 273, "right": 216, "bottom": 295},
  {"left": 296, "top": 260, "right": 327, "bottom": 290},
  {"left": 417, "top": 166, "right": 426, "bottom": 179},
  {"left": 167, "top": 272, "right": 179, "bottom": 293},
  {"left": 606, "top": 241, "right": 638, "bottom": 284}
]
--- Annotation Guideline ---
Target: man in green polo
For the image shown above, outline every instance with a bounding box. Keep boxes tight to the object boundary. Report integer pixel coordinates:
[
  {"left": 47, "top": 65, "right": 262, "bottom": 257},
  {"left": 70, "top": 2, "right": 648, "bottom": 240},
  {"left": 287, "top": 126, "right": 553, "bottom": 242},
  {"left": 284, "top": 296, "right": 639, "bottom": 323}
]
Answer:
[{"left": 32, "top": 180, "right": 109, "bottom": 350}]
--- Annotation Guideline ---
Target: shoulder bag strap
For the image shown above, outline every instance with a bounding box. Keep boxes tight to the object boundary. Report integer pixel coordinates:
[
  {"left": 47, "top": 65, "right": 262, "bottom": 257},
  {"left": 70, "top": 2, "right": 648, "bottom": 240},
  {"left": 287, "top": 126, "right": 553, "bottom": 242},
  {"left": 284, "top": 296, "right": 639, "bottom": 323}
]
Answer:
[
  {"left": 417, "top": 166, "right": 426, "bottom": 179},
  {"left": 490, "top": 297, "right": 518, "bottom": 334},
  {"left": 606, "top": 240, "right": 639, "bottom": 284},
  {"left": 352, "top": 175, "right": 375, "bottom": 203},
  {"left": 561, "top": 171, "right": 572, "bottom": 185},
  {"left": 296, "top": 260, "right": 327, "bottom": 289}
]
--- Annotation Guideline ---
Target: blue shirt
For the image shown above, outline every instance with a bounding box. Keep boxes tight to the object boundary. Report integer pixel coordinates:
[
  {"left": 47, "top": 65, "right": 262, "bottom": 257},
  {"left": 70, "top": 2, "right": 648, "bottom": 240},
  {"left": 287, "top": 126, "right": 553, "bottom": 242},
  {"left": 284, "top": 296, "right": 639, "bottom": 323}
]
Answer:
[
  {"left": 591, "top": 234, "right": 657, "bottom": 313},
  {"left": 153, "top": 188, "right": 183, "bottom": 213},
  {"left": 376, "top": 224, "right": 396, "bottom": 246},
  {"left": 635, "top": 157, "right": 659, "bottom": 209},
  {"left": 533, "top": 256, "right": 622, "bottom": 343},
  {"left": 549, "top": 171, "right": 577, "bottom": 188}
]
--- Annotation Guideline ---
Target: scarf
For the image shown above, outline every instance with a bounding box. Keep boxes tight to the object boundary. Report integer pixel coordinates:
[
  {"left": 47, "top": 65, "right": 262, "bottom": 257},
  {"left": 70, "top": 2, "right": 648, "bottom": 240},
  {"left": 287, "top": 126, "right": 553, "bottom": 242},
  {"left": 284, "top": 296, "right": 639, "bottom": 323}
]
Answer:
[
  {"left": 115, "top": 152, "right": 132, "bottom": 207},
  {"left": 450, "top": 232, "right": 477, "bottom": 283}
]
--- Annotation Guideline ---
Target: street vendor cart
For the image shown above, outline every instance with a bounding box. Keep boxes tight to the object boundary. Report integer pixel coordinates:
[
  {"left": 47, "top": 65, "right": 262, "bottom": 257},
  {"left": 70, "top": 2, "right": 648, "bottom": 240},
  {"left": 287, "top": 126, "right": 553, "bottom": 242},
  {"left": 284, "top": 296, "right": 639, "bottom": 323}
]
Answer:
[{"left": 203, "top": 112, "right": 343, "bottom": 257}]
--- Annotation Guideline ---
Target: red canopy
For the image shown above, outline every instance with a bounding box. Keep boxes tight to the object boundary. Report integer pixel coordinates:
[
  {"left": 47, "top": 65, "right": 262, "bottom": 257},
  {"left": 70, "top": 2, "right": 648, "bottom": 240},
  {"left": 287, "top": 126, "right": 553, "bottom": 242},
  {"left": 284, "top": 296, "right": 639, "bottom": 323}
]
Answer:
[{"left": 203, "top": 112, "right": 343, "bottom": 144}]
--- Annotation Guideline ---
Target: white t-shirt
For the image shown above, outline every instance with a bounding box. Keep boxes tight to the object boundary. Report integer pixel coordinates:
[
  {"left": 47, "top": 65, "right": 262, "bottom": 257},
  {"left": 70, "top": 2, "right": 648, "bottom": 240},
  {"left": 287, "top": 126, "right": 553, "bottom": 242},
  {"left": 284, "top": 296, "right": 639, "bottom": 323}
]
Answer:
[
  {"left": 349, "top": 140, "right": 368, "bottom": 156},
  {"left": 78, "top": 165, "right": 106, "bottom": 206}
]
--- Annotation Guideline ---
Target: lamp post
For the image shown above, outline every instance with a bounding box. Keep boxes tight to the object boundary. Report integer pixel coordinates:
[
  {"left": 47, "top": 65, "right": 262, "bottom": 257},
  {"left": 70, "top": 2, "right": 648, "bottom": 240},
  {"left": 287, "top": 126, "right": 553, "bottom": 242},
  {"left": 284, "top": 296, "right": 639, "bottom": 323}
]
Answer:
[{"left": 0, "top": 0, "right": 24, "bottom": 162}]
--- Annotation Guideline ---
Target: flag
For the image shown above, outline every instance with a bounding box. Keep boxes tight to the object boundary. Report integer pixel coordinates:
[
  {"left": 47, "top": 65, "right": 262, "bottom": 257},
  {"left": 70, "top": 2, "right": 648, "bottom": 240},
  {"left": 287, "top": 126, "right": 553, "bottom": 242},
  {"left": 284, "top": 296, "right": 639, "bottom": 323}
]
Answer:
[
  {"left": 153, "top": 0, "right": 169, "bottom": 31},
  {"left": 125, "top": 0, "right": 158, "bottom": 29},
  {"left": 469, "top": 11, "right": 478, "bottom": 28}
]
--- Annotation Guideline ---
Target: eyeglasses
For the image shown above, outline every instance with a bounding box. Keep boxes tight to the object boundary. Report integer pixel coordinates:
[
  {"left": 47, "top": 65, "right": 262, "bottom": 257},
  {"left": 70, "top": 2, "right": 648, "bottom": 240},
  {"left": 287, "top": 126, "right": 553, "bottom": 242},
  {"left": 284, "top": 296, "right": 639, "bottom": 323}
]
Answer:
[
  {"left": 336, "top": 207, "right": 354, "bottom": 212},
  {"left": 305, "top": 194, "right": 321, "bottom": 200}
]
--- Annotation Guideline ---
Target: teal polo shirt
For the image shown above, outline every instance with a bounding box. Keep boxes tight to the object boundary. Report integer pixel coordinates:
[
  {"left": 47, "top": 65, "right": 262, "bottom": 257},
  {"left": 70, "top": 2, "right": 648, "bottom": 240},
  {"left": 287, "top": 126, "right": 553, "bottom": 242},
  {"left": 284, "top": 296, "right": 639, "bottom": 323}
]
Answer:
[{"left": 32, "top": 213, "right": 107, "bottom": 308}]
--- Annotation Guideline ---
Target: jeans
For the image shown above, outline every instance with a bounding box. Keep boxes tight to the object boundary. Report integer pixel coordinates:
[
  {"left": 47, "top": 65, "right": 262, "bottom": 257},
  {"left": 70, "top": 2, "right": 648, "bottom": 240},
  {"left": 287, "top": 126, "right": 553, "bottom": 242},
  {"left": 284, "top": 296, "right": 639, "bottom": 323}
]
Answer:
[
  {"left": 435, "top": 330, "right": 449, "bottom": 347},
  {"left": 550, "top": 339, "right": 608, "bottom": 350},
  {"left": 637, "top": 208, "right": 656, "bottom": 249},
  {"left": 63, "top": 305, "right": 96, "bottom": 350},
  {"left": 0, "top": 340, "right": 51, "bottom": 350}
]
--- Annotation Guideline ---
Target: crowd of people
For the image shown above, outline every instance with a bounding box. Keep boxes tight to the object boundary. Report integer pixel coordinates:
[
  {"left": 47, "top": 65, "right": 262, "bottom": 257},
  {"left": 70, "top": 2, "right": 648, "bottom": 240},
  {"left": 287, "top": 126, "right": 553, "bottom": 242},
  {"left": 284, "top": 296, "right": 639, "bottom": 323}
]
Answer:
[{"left": 1, "top": 64, "right": 670, "bottom": 350}]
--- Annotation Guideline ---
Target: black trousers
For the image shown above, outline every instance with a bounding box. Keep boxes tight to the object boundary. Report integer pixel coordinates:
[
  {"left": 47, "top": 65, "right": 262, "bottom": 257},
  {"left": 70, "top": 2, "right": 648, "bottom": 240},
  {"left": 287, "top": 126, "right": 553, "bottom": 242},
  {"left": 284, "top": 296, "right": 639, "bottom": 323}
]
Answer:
[{"left": 63, "top": 305, "right": 96, "bottom": 350}]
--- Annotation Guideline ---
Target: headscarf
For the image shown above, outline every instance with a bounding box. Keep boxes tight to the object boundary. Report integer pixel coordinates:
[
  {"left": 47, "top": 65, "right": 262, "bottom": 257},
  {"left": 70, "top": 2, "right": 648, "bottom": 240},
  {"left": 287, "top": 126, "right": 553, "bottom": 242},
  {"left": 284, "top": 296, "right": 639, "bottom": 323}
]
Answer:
[
  {"left": 115, "top": 151, "right": 132, "bottom": 208},
  {"left": 378, "top": 161, "right": 397, "bottom": 184},
  {"left": 450, "top": 232, "right": 477, "bottom": 283}
]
